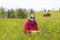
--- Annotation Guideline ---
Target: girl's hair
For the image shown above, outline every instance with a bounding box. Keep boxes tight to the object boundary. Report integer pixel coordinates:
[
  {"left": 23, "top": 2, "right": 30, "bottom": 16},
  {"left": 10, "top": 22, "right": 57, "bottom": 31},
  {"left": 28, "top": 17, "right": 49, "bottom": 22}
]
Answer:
[{"left": 30, "top": 14, "right": 35, "bottom": 17}]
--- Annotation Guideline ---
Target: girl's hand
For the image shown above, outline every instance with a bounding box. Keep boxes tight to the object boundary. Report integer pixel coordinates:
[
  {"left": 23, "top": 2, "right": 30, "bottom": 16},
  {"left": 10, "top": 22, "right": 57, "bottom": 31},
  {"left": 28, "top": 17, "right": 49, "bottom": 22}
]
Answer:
[{"left": 31, "top": 30, "right": 39, "bottom": 33}]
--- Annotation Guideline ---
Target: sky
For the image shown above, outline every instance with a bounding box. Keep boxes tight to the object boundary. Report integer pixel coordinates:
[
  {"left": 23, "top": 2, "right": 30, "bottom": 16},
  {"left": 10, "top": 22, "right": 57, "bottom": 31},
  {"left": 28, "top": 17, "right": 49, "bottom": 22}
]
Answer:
[{"left": 0, "top": 0, "right": 60, "bottom": 11}]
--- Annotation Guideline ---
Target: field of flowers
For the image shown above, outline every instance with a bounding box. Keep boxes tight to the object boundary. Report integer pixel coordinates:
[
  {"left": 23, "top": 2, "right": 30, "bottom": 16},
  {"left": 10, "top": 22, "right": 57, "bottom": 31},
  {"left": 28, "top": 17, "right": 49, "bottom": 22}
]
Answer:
[{"left": 0, "top": 11, "right": 60, "bottom": 40}]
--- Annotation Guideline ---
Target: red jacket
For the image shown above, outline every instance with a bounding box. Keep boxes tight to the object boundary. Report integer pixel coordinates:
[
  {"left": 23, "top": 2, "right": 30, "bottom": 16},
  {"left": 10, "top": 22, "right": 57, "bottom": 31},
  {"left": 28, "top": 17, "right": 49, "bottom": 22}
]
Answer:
[{"left": 24, "top": 19, "right": 38, "bottom": 33}]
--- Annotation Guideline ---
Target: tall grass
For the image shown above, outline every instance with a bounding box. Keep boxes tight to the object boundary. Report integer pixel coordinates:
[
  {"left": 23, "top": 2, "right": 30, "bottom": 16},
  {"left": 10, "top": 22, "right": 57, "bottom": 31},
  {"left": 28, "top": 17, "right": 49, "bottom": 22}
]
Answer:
[{"left": 0, "top": 11, "right": 60, "bottom": 40}]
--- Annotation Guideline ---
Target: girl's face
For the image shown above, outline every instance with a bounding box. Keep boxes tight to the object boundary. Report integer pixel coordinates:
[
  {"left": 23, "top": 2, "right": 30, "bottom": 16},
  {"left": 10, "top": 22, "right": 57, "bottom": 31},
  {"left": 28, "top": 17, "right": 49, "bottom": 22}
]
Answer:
[
  {"left": 29, "top": 14, "right": 35, "bottom": 21},
  {"left": 30, "top": 16, "right": 35, "bottom": 21}
]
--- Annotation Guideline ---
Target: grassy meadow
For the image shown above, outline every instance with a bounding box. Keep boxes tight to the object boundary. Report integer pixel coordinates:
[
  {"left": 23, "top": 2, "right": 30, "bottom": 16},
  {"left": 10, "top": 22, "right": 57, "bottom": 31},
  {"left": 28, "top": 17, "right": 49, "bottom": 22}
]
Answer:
[{"left": 0, "top": 11, "right": 60, "bottom": 40}]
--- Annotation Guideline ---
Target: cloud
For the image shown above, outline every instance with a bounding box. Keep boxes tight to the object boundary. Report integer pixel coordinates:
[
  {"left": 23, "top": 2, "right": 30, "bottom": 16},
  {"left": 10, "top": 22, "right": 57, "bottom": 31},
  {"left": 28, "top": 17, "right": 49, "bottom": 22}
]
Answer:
[{"left": 0, "top": 0, "right": 60, "bottom": 10}]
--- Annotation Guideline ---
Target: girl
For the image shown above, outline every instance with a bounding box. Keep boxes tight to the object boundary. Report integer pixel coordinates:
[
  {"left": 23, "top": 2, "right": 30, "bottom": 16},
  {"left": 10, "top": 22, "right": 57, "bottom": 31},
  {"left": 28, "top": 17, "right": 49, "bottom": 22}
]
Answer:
[{"left": 24, "top": 14, "right": 39, "bottom": 34}]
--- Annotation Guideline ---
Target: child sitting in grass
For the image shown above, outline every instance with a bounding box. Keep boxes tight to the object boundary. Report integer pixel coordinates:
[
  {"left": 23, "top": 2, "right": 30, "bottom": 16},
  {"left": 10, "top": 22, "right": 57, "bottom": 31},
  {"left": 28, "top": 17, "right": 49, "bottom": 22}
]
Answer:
[{"left": 24, "top": 14, "right": 39, "bottom": 34}]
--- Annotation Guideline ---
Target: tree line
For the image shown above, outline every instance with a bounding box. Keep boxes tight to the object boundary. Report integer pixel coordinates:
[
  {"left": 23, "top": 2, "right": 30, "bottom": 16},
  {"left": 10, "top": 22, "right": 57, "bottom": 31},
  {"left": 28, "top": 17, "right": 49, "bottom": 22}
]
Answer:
[
  {"left": 0, "top": 7, "right": 30, "bottom": 19},
  {"left": 0, "top": 7, "right": 60, "bottom": 19}
]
